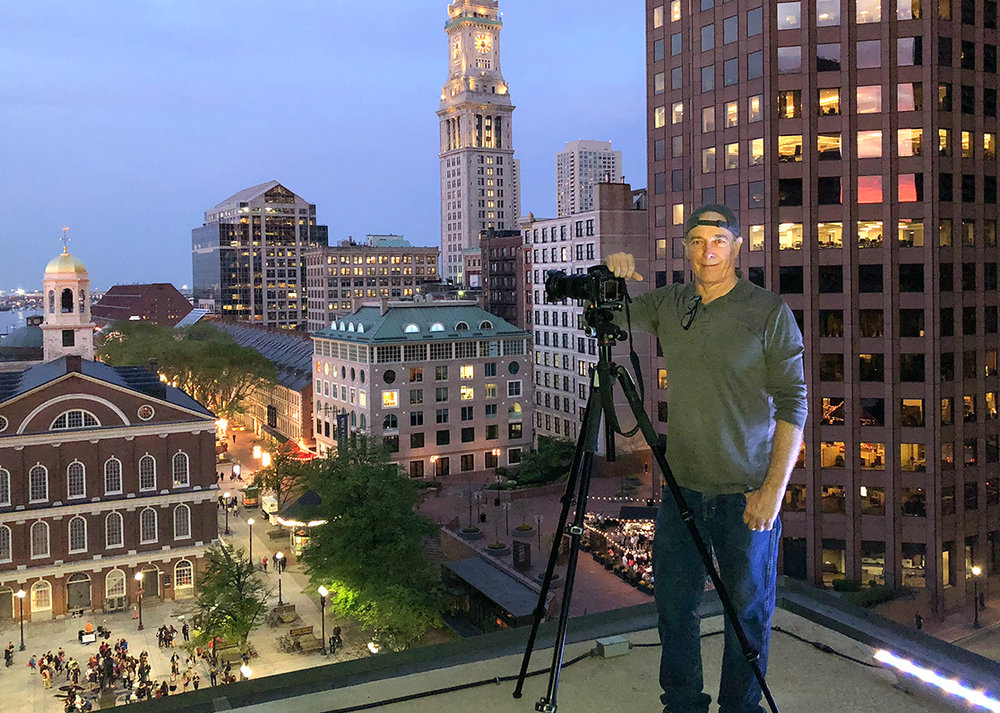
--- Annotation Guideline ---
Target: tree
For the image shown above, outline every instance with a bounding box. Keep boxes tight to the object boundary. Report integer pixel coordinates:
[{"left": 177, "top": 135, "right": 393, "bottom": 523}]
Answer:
[
  {"left": 301, "top": 435, "right": 443, "bottom": 650},
  {"left": 97, "top": 320, "right": 277, "bottom": 417},
  {"left": 514, "top": 436, "right": 576, "bottom": 486},
  {"left": 250, "top": 438, "right": 318, "bottom": 509},
  {"left": 193, "top": 544, "right": 269, "bottom": 652}
]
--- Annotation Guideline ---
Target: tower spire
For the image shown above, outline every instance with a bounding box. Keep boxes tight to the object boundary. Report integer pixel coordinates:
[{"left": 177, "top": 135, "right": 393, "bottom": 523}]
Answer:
[{"left": 61, "top": 226, "right": 70, "bottom": 254}]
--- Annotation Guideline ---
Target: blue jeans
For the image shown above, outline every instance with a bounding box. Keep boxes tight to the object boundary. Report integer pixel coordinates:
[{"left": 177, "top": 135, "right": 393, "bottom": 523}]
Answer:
[{"left": 654, "top": 486, "right": 780, "bottom": 713}]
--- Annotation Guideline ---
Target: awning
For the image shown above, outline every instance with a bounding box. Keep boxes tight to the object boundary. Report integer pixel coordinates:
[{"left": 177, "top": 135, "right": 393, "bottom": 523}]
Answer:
[
  {"left": 618, "top": 505, "right": 658, "bottom": 522},
  {"left": 444, "top": 557, "right": 540, "bottom": 618}
]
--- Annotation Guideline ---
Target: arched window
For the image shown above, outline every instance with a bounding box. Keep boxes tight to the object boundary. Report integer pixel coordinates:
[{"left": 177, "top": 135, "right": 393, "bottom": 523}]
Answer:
[
  {"left": 79, "top": 289, "right": 86, "bottom": 314},
  {"left": 455, "top": 321, "right": 469, "bottom": 330},
  {"left": 138, "top": 455, "right": 156, "bottom": 491},
  {"left": 139, "top": 508, "right": 157, "bottom": 544},
  {"left": 508, "top": 402, "right": 523, "bottom": 420},
  {"left": 50, "top": 410, "right": 100, "bottom": 431},
  {"left": 383, "top": 414, "right": 398, "bottom": 430},
  {"left": 173, "top": 504, "right": 191, "bottom": 540},
  {"left": 30, "top": 521, "right": 49, "bottom": 559},
  {"left": 29, "top": 464, "right": 48, "bottom": 503},
  {"left": 104, "top": 458, "right": 122, "bottom": 494},
  {"left": 479, "top": 320, "right": 494, "bottom": 329},
  {"left": 430, "top": 322, "right": 445, "bottom": 332},
  {"left": 172, "top": 451, "right": 189, "bottom": 487},
  {"left": 48, "top": 290, "right": 55, "bottom": 313},
  {"left": 68, "top": 516, "right": 87, "bottom": 553},
  {"left": 174, "top": 560, "right": 194, "bottom": 590},
  {"left": 404, "top": 323, "right": 420, "bottom": 333},
  {"left": 0, "top": 525, "right": 10, "bottom": 563},
  {"left": 350, "top": 411, "right": 357, "bottom": 427},
  {"left": 0, "top": 467, "right": 9, "bottom": 506},
  {"left": 360, "top": 414, "right": 367, "bottom": 430},
  {"left": 105, "top": 512, "right": 123, "bottom": 548},
  {"left": 67, "top": 461, "right": 85, "bottom": 499},
  {"left": 105, "top": 569, "right": 126, "bottom": 599},
  {"left": 31, "top": 580, "right": 52, "bottom": 612},
  {"left": 61, "top": 288, "right": 74, "bottom": 313}
]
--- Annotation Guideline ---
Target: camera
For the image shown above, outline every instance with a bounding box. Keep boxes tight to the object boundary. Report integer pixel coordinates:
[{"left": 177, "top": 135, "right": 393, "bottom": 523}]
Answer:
[{"left": 545, "top": 264, "right": 625, "bottom": 306}]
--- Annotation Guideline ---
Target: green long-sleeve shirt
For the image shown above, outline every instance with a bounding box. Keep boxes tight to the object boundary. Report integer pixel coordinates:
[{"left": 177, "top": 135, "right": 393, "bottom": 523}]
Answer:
[{"left": 619, "top": 277, "right": 807, "bottom": 494}]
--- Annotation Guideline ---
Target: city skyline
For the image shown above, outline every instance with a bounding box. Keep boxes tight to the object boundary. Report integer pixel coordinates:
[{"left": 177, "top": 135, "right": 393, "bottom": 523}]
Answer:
[{"left": 0, "top": 1, "right": 645, "bottom": 292}]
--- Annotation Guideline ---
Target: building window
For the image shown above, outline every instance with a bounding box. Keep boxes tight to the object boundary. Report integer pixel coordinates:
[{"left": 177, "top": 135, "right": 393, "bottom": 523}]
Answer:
[
  {"left": 382, "top": 390, "right": 399, "bottom": 408},
  {"left": 50, "top": 409, "right": 99, "bottom": 431},
  {"left": 0, "top": 525, "right": 10, "bottom": 563},
  {"left": 29, "top": 464, "right": 48, "bottom": 503},
  {"left": 436, "top": 430, "right": 450, "bottom": 446},
  {"left": 139, "top": 455, "right": 156, "bottom": 491},
  {"left": 31, "top": 581, "right": 52, "bottom": 612},
  {"left": 67, "top": 461, "right": 85, "bottom": 499},
  {"left": 507, "top": 380, "right": 522, "bottom": 397},
  {"left": 175, "top": 560, "right": 194, "bottom": 590},
  {"left": 174, "top": 504, "right": 191, "bottom": 540},
  {"left": 104, "top": 458, "right": 122, "bottom": 494},
  {"left": 68, "top": 516, "right": 87, "bottom": 554},
  {"left": 140, "top": 508, "right": 157, "bottom": 544},
  {"left": 0, "top": 468, "right": 8, "bottom": 506},
  {"left": 172, "top": 452, "right": 189, "bottom": 487},
  {"left": 30, "top": 521, "right": 49, "bottom": 559},
  {"left": 819, "top": 88, "right": 840, "bottom": 115},
  {"left": 106, "top": 512, "right": 124, "bottom": 549}
]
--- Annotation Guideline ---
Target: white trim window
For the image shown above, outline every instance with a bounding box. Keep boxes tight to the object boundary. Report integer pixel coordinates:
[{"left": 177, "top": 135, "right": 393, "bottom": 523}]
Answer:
[
  {"left": 67, "top": 461, "right": 86, "bottom": 499},
  {"left": 173, "top": 504, "right": 191, "bottom": 540},
  {"left": 139, "top": 508, "right": 157, "bottom": 544},
  {"left": 507, "top": 380, "right": 522, "bottom": 397},
  {"left": 68, "top": 516, "right": 87, "bottom": 553},
  {"left": 30, "top": 520, "right": 50, "bottom": 559},
  {"left": 104, "top": 458, "right": 122, "bottom": 495},
  {"left": 31, "top": 580, "right": 52, "bottom": 612},
  {"left": 138, "top": 455, "right": 156, "bottom": 491},
  {"left": 29, "top": 464, "right": 48, "bottom": 503},
  {"left": 172, "top": 451, "right": 189, "bottom": 487},
  {"left": 105, "top": 569, "right": 126, "bottom": 599},
  {"left": 174, "top": 560, "right": 194, "bottom": 589},
  {"left": 105, "top": 511, "right": 124, "bottom": 549},
  {"left": 0, "top": 525, "right": 10, "bottom": 563},
  {"left": 50, "top": 409, "right": 100, "bottom": 431},
  {"left": 0, "top": 467, "right": 9, "bottom": 506}
]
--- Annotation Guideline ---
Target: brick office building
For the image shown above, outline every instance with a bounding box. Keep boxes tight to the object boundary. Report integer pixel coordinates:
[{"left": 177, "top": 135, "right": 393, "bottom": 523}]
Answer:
[
  {"left": 646, "top": 0, "right": 1000, "bottom": 613},
  {"left": 0, "top": 250, "right": 217, "bottom": 620}
]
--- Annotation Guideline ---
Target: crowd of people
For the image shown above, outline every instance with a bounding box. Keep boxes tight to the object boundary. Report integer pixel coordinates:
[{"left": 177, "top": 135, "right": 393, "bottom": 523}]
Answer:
[{"left": 584, "top": 514, "right": 655, "bottom": 587}]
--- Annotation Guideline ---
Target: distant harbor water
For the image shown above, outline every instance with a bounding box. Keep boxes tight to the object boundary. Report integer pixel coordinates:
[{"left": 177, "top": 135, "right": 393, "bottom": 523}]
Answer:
[{"left": 0, "top": 310, "right": 27, "bottom": 336}]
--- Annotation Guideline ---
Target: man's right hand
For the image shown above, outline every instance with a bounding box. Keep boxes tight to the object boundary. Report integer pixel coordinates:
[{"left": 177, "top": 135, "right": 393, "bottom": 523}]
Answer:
[{"left": 605, "top": 252, "right": 644, "bottom": 281}]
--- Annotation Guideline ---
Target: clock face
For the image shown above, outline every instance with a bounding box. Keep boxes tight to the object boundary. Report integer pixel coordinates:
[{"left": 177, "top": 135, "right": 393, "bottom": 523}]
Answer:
[{"left": 475, "top": 33, "right": 492, "bottom": 53}]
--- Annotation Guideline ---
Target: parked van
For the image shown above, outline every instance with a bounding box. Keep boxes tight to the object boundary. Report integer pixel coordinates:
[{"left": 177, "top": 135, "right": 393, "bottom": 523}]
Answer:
[{"left": 261, "top": 494, "right": 279, "bottom": 524}]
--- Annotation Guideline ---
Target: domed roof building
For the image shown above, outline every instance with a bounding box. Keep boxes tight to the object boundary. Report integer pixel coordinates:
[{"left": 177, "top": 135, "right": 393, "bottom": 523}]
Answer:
[
  {"left": 41, "top": 246, "right": 94, "bottom": 362},
  {"left": 44, "top": 249, "right": 90, "bottom": 277},
  {"left": 0, "top": 314, "right": 44, "bottom": 363}
]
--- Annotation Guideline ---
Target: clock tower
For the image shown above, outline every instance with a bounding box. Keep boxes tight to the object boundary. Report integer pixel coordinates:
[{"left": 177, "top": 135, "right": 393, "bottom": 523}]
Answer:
[{"left": 438, "top": 0, "right": 520, "bottom": 285}]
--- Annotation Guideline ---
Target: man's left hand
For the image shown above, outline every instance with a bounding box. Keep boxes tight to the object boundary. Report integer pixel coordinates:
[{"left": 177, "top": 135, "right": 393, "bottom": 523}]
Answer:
[{"left": 743, "top": 487, "right": 783, "bottom": 532}]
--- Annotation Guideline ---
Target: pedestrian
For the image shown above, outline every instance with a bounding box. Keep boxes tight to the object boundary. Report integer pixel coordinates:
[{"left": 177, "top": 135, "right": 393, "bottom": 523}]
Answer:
[
  {"left": 182, "top": 622, "right": 190, "bottom": 642},
  {"left": 232, "top": 434, "right": 237, "bottom": 444},
  {"left": 915, "top": 611, "right": 923, "bottom": 630},
  {"left": 605, "top": 203, "right": 808, "bottom": 713},
  {"left": 193, "top": 672, "right": 201, "bottom": 690},
  {"left": 209, "top": 665, "right": 218, "bottom": 687},
  {"left": 28, "top": 654, "right": 36, "bottom": 673},
  {"left": 262, "top": 556, "right": 268, "bottom": 572},
  {"left": 979, "top": 591, "right": 986, "bottom": 611}
]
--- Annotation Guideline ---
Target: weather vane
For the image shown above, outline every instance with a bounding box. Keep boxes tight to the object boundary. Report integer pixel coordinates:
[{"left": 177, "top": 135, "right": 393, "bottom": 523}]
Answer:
[{"left": 61, "top": 226, "right": 70, "bottom": 253}]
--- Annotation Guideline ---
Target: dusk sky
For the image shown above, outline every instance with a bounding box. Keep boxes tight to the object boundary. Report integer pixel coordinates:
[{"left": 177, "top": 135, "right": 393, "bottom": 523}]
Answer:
[{"left": 0, "top": 2, "right": 645, "bottom": 292}]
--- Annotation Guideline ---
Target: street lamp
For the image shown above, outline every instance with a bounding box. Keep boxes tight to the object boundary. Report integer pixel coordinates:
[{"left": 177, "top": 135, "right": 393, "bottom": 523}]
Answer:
[
  {"left": 134, "top": 572, "right": 145, "bottom": 630},
  {"left": 318, "top": 586, "right": 329, "bottom": 655},
  {"left": 223, "top": 491, "right": 231, "bottom": 535},
  {"left": 973, "top": 565, "right": 983, "bottom": 628},
  {"left": 16, "top": 589, "right": 25, "bottom": 651},
  {"left": 474, "top": 490, "right": 483, "bottom": 523},
  {"left": 534, "top": 513, "right": 543, "bottom": 550},
  {"left": 247, "top": 518, "right": 255, "bottom": 564},
  {"left": 252, "top": 445, "right": 262, "bottom": 460},
  {"left": 275, "top": 552, "right": 285, "bottom": 605},
  {"left": 261, "top": 452, "right": 272, "bottom": 468},
  {"left": 503, "top": 502, "right": 511, "bottom": 537}
]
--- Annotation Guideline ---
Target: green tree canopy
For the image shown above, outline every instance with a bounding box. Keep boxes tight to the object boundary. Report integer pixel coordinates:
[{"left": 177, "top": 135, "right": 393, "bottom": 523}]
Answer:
[
  {"left": 98, "top": 320, "right": 276, "bottom": 417},
  {"left": 193, "top": 543, "right": 269, "bottom": 651},
  {"left": 250, "top": 438, "right": 319, "bottom": 508},
  {"left": 514, "top": 436, "right": 576, "bottom": 485},
  {"left": 301, "top": 435, "right": 443, "bottom": 650}
]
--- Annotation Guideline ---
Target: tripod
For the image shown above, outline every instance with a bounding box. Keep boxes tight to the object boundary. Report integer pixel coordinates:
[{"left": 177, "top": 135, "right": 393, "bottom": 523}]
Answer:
[{"left": 512, "top": 316, "right": 780, "bottom": 713}]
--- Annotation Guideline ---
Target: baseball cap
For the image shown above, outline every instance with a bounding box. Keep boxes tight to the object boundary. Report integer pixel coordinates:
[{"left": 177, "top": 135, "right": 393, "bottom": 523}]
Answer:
[{"left": 683, "top": 203, "right": 740, "bottom": 239}]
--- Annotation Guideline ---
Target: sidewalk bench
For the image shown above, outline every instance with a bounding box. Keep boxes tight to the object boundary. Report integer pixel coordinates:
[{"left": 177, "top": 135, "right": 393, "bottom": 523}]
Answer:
[
  {"left": 289, "top": 625, "right": 323, "bottom": 654},
  {"left": 266, "top": 603, "right": 297, "bottom": 627},
  {"left": 278, "top": 625, "right": 316, "bottom": 653}
]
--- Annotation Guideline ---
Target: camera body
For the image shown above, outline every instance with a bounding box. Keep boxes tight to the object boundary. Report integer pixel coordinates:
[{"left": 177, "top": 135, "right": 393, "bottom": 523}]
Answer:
[{"left": 544, "top": 264, "right": 628, "bottom": 339}]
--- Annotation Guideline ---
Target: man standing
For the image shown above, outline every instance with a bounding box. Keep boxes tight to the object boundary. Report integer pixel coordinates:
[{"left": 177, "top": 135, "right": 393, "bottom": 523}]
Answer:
[{"left": 605, "top": 204, "right": 807, "bottom": 713}]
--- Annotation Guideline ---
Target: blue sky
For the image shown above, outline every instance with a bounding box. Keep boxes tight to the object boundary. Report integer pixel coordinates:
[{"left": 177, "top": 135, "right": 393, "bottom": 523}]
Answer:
[{"left": 0, "top": 1, "right": 646, "bottom": 291}]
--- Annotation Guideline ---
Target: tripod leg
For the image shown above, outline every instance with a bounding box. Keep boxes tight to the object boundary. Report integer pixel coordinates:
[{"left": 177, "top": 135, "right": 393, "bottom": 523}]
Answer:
[
  {"left": 512, "top": 382, "right": 603, "bottom": 702},
  {"left": 611, "top": 364, "right": 782, "bottom": 713}
]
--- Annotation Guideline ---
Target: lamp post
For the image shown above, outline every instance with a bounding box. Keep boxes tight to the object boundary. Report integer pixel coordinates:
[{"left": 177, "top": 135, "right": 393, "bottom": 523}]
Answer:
[
  {"left": 247, "top": 518, "right": 255, "bottom": 564},
  {"left": 135, "top": 572, "right": 144, "bottom": 630},
  {"left": 275, "top": 552, "right": 284, "bottom": 605},
  {"left": 318, "top": 586, "right": 329, "bottom": 655},
  {"left": 474, "top": 490, "right": 483, "bottom": 523},
  {"left": 503, "top": 502, "right": 511, "bottom": 537},
  {"left": 534, "top": 513, "right": 543, "bottom": 550},
  {"left": 223, "top": 492, "right": 231, "bottom": 535},
  {"left": 973, "top": 565, "right": 983, "bottom": 628},
  {"left": 16, "top": 589, "right": 25, "bottom": 651}
]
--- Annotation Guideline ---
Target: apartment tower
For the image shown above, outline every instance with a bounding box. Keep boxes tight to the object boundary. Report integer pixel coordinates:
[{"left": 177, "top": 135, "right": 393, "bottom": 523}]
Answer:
[{"left": 556, "top": 140, "right": 624, "bottom": 217}]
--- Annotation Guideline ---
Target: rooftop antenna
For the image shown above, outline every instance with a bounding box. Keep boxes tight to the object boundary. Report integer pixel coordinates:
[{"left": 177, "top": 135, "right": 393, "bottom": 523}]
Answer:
[{"left": 61, "top": 226, "right": 70, "bottom": 253}]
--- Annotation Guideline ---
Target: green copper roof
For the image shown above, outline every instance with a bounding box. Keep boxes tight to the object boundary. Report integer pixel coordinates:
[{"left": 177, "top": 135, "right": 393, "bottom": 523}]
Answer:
[
  {"left": 444, "top": 16, "right": 502, "bottom": 30},
  {"left": 313, "top": 304, "right": 527, "bottom": 344}
]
